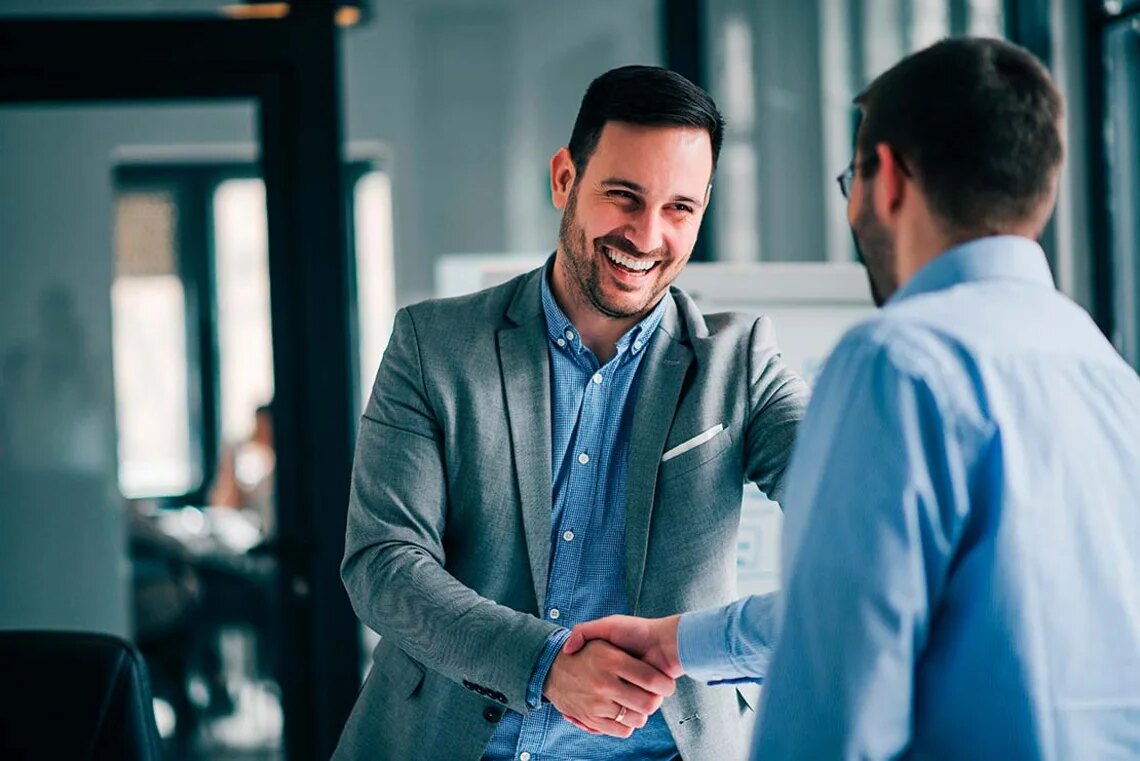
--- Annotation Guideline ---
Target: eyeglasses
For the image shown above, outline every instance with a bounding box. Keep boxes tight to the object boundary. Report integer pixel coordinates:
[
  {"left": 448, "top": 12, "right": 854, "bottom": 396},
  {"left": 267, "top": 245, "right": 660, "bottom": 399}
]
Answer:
[
  {"left": 837, "top": 156, "right": 877, "bottom": 199},
  {"left": 837, "top": 161, "right": 857, "bottom": 199},
  {"left": 836, "top": 152, "right": 908, "bottom": 199}
]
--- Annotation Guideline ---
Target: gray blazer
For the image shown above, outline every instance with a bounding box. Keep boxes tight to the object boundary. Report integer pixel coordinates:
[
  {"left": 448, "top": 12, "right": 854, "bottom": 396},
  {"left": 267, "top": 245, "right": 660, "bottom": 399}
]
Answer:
[{"left": 335, "top": 266, "right": 808, "bottom": 760}]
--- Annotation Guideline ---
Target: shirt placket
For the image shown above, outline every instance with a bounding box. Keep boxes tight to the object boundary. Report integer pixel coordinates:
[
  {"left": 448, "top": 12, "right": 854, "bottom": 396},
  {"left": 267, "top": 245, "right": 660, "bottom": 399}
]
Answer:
[
  {"left": 542, "top": 365, "right": 606, "bottom": 629},
  {"left": 515, "top": 350, "right": 604, "bottom": 758}
]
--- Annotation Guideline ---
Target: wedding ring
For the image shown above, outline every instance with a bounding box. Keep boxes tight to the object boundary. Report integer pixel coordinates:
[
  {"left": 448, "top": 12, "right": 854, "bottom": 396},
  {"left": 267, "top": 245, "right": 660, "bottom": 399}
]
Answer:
[{"left": 614, "top": 705, "right": 627, "bottom": 723}]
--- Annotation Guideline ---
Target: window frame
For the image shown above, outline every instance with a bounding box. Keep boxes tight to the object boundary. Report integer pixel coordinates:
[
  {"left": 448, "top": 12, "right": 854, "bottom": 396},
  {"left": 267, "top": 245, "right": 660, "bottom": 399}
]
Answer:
[{"left": 113, "top": 159, "right": 383, "bottom": 505}]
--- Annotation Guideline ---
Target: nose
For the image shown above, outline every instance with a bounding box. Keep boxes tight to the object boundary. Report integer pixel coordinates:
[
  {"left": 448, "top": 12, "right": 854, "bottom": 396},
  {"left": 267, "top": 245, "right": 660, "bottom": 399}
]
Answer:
[{"left": 624, "top": 208, "right": 664, "bottom": 256}]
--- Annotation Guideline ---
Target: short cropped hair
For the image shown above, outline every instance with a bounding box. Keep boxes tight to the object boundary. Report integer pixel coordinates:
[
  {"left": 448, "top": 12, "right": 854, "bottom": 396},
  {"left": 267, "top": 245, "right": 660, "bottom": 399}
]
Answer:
[
  {"left": 568, "top": 65, "right": 725, "bottom": 177},
  {"left": 855, "top": 37, "right": 1064, "bottom": 235}
]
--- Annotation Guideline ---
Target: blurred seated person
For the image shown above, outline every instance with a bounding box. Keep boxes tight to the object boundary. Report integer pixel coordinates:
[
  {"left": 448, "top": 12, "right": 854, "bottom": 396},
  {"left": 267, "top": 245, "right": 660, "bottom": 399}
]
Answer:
[{"left": 209, "top": 402, "right": 276, "bottom": 538}]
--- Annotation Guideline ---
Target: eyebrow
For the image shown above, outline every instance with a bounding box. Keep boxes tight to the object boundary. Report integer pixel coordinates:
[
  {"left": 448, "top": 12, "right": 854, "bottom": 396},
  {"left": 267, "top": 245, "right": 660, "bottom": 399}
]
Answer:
[{"left": 600, "top": 177, "right": 705, "bottom": 209}]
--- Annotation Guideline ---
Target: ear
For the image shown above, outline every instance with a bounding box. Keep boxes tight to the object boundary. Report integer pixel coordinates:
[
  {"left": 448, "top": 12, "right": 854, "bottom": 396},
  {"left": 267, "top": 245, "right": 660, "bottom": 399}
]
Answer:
[
  {"left": 872, "top": 142, "right": 908, "bottom": 222},
  {"left": 550, "top": 147, "right": 577, "bottom": 211}
]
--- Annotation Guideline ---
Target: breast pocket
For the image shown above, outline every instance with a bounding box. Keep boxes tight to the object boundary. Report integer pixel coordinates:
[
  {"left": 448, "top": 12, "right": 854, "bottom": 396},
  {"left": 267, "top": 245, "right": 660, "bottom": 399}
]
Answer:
[{"left": 659, "top": 424, "right": 732, "bottom": 482}]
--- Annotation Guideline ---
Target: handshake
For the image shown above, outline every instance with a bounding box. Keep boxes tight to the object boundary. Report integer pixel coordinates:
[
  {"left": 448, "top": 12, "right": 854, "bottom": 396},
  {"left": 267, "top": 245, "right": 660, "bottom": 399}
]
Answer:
[{"left": 542, "top": 614, "right": 683, "bottom": 738}]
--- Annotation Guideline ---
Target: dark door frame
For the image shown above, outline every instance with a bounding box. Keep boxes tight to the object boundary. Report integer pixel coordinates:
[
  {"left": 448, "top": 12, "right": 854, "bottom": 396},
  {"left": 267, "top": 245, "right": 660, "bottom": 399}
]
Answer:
[{"left": 0, "top": 5, "right": 359, "bottom": 757}]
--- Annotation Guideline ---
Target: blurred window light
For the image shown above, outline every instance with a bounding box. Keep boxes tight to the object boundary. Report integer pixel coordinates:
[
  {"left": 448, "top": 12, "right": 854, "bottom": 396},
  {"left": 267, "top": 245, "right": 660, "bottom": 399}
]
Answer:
[
  {"left": 968, "top": 0, "right": 1005, "bottom": 36},
  {"left": 213, "top": 179, "right": 275, "bottom": 446},
  {"left": 707, "top": 0, "right": 1007, "bottom": 264},
  {"left": 353, "top": 169, "right": 397, "bottom": 407},
  {"left": 112, "top": 190, "right": 199, "bottom": 498},
  {"left": 912, "top": 0, "right": 950, "bottom": 50}
]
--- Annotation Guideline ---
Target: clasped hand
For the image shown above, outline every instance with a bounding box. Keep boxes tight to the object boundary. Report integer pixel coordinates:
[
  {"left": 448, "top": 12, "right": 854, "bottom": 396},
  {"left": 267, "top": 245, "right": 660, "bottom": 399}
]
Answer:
[{"left": 543, "top": 614, "right": 683, "bottom": 739}]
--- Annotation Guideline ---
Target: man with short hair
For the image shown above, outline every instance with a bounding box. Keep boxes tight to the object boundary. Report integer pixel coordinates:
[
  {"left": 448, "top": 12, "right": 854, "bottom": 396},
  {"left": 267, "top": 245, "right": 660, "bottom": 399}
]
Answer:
[
  {"left": 334, "top": 65, "right": 808, "bottom": 761},
  {"left": 567, "top": 38, "right": 1140, "bottom": 760}
]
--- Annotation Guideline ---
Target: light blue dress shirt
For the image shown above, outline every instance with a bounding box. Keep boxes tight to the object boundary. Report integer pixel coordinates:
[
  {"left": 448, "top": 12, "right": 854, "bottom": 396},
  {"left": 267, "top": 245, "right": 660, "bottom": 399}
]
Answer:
[
  {"left": 483, "top": 266, "right": 677, "bottom": 761},
  {"left": 678, "top": 236, "right": 1140, "bottom": 760}
]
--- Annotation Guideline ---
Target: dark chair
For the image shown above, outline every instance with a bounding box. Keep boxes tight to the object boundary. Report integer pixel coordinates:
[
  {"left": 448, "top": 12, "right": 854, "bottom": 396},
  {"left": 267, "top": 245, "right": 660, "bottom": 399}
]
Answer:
[{"left": 0, "top": 630, "right": 163, "bottom": 760}]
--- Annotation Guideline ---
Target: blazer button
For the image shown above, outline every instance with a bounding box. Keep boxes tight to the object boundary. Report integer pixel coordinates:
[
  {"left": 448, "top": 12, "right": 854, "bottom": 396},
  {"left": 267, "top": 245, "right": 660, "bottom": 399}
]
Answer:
[{"left": 483, "top": 706, "right": 503, "bottom": 724}]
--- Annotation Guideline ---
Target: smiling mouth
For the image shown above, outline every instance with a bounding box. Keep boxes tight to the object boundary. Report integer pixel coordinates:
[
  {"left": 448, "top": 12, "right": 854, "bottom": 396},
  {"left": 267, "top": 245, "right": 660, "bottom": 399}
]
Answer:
[{"left": 602, "top": 245, "right": 659, "bottom": 275}]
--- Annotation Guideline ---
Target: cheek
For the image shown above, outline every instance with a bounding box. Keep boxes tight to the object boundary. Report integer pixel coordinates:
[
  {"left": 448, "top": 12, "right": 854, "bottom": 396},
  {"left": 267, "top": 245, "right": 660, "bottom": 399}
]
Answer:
[
  {"left": 666, "top": 221, "right": 700, "bottom": 255},
  {"left": 596, "top": 207, "right": 633, "bottom": 236}
]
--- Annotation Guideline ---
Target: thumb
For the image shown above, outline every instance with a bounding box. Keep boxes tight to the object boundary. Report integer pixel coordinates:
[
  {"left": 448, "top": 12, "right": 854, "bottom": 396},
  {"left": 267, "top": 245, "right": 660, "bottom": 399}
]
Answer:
[
  {"left": 563, "top": 629, "right": 586, "bottom": 655},
  {"left": 563, "top": 618, "right": 612, "bottom": 655}
]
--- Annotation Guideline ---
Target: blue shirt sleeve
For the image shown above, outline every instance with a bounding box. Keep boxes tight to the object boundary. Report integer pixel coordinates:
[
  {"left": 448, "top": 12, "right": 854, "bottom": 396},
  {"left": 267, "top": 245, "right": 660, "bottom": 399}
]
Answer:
[
  {"left": 752, "top": 328, "right": 987, "bottom": 761},
  {"left": 677, "top": 593, "right": 780, "bottom": 684},
  {"left": 526, "top": 627, "right": 572, "bottom": 710}
]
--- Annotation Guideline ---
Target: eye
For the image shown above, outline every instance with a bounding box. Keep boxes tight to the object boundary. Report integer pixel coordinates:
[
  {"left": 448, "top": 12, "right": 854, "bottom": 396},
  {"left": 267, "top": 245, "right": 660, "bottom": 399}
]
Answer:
[
  {"left": 669, "top": 203, "right": 694, "bottom": 215},
  {"left": 607, "top": 189, "right": 637, "bottom": 202}
]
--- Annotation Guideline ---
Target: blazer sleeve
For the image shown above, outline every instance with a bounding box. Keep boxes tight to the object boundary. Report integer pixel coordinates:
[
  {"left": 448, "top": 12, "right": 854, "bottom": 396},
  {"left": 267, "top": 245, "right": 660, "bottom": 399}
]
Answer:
[
  {"left": 341, "top": 307, "right": 559, "bottom": 712},
  {"left": 744, "top": 315, "right": 811, "bottom": 504}
]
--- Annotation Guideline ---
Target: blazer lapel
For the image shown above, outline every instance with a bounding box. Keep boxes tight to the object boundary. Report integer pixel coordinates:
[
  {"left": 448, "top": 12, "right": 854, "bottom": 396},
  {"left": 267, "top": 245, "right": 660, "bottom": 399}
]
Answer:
[
  {"left": 497, "top": 271, "right": 554, "bottom": 610},
  {"left": 625, "top": 295, "right": 692, "bottom": 612}
]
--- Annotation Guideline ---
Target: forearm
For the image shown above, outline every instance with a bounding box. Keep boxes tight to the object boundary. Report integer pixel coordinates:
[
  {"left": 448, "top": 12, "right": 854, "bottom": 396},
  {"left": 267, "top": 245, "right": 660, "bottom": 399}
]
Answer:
[
  {"left": 343, "top": 539, "right": 561, "bottom": 711},
  {"left": 677, "top": 592, "right": 780, "bottom": 683}
]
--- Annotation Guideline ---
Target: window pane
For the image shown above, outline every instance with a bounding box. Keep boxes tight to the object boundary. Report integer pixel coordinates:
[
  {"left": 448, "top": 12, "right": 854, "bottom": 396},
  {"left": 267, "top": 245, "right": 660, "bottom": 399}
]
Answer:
[
  {"left": 112, "top": 190, "right": 199, "bottom": 497},
  {"left": 706, "top": 0, "right": 1006, "bottom": 263},
  {"left": 213, "top": 179, "right": 275, "bottom": 445}
]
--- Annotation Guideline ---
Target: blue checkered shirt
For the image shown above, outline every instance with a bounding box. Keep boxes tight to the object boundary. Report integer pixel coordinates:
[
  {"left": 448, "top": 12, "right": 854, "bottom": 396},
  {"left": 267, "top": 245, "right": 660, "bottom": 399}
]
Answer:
[{"left": 482, "top": 266, "right": 677, "bottom": 761}]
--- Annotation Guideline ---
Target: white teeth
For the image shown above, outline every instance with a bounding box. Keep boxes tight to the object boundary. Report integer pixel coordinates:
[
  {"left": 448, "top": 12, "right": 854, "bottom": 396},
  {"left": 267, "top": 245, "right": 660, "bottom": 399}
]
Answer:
[{"left": 604, "top": 246, "right": 656, "bottom": 272}]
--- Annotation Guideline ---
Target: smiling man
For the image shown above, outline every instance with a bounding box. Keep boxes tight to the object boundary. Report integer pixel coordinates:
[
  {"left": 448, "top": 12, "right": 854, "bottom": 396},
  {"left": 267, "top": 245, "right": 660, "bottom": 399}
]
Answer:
[{"left": 333, "top": 66, "right": 808, "bottom": 761}]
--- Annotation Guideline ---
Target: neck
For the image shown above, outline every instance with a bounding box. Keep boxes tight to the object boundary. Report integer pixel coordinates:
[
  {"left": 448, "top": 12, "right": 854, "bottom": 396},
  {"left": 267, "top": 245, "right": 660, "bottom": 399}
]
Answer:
[
  {"left": 550, "top": 252, "right": 645, "bottom": 364},
  {"left": 895, "top": 216, "right": 955, "bottom": 290}
]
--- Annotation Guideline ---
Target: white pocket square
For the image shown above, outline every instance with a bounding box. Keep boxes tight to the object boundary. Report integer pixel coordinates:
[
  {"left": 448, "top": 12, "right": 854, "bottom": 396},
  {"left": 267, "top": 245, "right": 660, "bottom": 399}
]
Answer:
[{"left": 661, "top": 424, "right": 725, "bottom": 463}]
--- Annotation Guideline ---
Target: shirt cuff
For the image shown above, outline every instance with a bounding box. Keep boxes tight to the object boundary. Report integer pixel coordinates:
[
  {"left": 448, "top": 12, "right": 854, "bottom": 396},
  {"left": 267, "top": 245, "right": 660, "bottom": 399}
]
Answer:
[
  {"left": 678, "top": 602, "right": 741, "bottom": 682},
  {"left": 678, "top": 594, "right": 778, "bottom": 684},
  {"left": 526, "top": 627, "right": 572, "bottom": 709}
]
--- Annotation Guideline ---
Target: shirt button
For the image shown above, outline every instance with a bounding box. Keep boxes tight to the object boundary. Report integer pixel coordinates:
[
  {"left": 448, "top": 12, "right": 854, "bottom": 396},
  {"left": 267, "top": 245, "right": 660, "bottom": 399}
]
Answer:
[
  {"left": 592, "top": 373, "right": 603, "bottom": 384},
  {"left": 633, "top": 340, "right": 642, "bottom": 351},
  {"left": 549, "top": 608, "right": 560, "bottom": 620},
  {"left": 563, "top": 530, "right": 574, "bottom": 542},
  {"left": 565, "top": 329, "right": 575, "bottom": 341},
  {"left": 520, "top": 753, "right": 531, "bottom": 761},
  {"left": 556, "top": 338, "right": 566, "bottom": 347},
  {"left": 483, "top": 706, "right": 502, "bottom": 723},
  {"left": 577, "top": 452, "right": 589, "bottom": 465}
]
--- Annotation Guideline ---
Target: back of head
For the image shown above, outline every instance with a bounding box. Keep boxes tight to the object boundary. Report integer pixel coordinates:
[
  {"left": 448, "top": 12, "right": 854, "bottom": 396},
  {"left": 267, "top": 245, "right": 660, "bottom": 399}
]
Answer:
[
  {"left": 855, "top": 37, "right": 1064, "bottom": 239},
  {"left": 568, "top": 65, "right": 725, "bottom": 176}
]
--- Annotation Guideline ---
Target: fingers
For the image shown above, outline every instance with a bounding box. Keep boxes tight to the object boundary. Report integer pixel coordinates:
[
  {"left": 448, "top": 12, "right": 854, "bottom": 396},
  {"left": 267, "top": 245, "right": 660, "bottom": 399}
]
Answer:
[
  {"left": 565, "top": 714, "right": 600, "bottom": 734},
  {"left": 546, "top": 640, "right": 675, "bottom": 740},
  {"left": 564, "top": 711, "right": 638, "bottom": 739},
  {"left": 613, "top": 651, "right": 676, "bottom": 698},
  {"left": 580, "top": 715, "right": 636, "bottom": 739},
  {"left": 611, "top": 702, "right": 650, "bottom": 730},
  {"left": 608, "top": 676, "right": 665, "bottom": 715}
]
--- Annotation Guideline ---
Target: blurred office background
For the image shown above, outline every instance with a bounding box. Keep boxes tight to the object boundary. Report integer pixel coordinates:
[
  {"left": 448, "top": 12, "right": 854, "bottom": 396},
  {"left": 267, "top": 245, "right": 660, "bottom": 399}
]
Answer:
[{"left": 0, "top": 0, "right": 1136, "bottom": 758}]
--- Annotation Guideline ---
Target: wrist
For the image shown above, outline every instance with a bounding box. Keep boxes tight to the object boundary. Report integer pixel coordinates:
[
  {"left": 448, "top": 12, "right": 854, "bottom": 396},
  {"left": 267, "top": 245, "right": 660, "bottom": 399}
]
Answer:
[
  {"left": 534, "top": 628, "right": 572, "bottom": 706},
  {"left": 658, "top": 615, "right": 683, "bottom": 676}
]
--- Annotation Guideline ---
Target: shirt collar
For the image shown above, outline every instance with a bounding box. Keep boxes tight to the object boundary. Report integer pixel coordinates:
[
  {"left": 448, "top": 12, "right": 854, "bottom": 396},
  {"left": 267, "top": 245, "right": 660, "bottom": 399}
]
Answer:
[
  {"left": 890, "top": 235, "right": 1055, "bottom": 305},
  {"left": 539, "top": 256, "right": 667, "bottom": 358}
]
